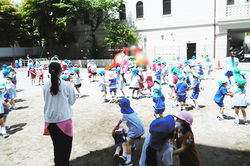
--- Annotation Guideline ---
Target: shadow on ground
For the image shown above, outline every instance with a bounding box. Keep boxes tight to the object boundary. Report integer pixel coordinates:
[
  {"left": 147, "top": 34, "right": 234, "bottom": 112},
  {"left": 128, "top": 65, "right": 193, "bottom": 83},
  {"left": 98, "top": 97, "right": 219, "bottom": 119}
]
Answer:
[
  {"left": 15, "top": 98, "right": 26, "bottom": 103},
  {"left": 70, "top": 138, "right": 250, "bottom": 166},
  {"left": 7, "top": 123, "right": 27, "bottom": 135}
]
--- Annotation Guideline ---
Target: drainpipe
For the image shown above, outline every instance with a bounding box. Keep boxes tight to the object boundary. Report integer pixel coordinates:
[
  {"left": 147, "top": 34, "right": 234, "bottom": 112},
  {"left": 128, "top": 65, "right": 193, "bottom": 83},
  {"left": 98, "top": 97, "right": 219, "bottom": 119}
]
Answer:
[{"left": 213, "top": 0, "right": 216, "bottom": 59}]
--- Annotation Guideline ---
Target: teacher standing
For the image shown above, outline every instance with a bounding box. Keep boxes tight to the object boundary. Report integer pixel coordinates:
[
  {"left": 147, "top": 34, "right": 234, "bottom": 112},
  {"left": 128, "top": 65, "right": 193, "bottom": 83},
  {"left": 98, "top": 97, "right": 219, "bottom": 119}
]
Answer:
[{"left": 43, "top": 62, "right": 76, "bottom": 166}]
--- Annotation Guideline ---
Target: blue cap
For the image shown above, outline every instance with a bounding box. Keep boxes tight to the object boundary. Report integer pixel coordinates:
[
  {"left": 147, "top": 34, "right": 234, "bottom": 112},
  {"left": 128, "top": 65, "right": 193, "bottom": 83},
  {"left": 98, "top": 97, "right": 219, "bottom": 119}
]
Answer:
[
  {"left": 218, "top": 79, "right": 228, "bottom": 86},
  {"left": 99, "top": 70, "right": 106, "bottom": 75},
  {"left": 185, "top": 60, "right": 190, "bottom": 64},
  {"left": 162, "top": 61, "right": 167, "bottom": 64},
  {"left": 115, "top": 68, "right": 121, "bottom": 73}
]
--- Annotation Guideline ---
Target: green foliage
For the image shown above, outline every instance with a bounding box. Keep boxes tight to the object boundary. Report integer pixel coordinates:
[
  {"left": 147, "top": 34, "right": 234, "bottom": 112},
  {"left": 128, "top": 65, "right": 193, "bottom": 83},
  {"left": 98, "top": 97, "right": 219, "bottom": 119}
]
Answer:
[
  {"left": 105, "top": 19, "right": 138, "bottom": 48},
  {"left": 0, "top": 0, "right": 22, "bottom": 47},
  {"left": 0, "top": 0, "right": 138, "bottom": 58}
]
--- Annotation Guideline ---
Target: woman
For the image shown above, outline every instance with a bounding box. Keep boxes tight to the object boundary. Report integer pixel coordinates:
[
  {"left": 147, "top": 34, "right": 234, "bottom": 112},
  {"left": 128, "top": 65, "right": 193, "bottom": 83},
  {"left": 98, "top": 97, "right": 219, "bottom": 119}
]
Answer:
[{"left": 43, "top": 62, "right": 76, "bottom": 166}]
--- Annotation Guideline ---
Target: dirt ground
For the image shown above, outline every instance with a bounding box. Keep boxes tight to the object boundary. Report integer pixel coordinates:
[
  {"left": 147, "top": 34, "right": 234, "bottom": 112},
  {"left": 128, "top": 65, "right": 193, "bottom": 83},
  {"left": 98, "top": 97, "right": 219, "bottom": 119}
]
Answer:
[{"left": 0, "top": 66, "right": 250, "bottom": 166}]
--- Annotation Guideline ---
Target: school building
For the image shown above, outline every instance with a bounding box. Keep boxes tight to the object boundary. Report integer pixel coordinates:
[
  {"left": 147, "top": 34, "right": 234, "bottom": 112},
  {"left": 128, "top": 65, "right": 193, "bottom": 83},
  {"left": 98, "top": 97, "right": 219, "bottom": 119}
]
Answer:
[{"left": 124, "top": 0, "right": 250, "bottom": 61}]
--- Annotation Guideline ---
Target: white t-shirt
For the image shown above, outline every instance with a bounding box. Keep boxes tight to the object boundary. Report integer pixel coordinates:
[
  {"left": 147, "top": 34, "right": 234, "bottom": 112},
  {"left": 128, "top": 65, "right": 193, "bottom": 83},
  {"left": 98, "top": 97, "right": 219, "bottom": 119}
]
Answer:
[{"left": 130, "top": 75, "right": 140, "bottom": 88}]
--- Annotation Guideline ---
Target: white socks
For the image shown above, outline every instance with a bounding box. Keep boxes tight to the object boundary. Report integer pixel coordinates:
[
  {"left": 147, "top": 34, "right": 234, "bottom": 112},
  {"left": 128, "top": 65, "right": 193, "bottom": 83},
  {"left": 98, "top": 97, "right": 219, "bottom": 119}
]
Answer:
[
  {"left": 1, "top": 127, "right": 6, "bottom": 134},
  {"left": 125, "top": 154, "right": 131, "bottom": 164}
]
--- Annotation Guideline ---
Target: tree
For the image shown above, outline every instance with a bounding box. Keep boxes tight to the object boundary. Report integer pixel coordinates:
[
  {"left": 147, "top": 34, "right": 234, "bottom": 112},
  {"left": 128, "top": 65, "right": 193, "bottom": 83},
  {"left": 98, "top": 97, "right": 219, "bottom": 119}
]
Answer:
[
  {"left": 55, "top": 0, "right": 128, "bottom": 58},
  {"left": 21, "top": 0, "right": 75, "bottom": 49},
  {"left": 0, "top": 0, "right": 22, "bottom": 47},
  {"left": 105, "top": 19, "right": 138, "bottom": 50}
]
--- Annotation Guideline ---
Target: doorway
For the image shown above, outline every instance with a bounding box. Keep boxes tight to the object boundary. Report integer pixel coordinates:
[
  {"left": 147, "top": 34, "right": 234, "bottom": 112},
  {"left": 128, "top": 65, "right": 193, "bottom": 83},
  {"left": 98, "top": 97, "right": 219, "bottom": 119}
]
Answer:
[{"left": 187, "top": 43, "right": 196, "bottom": 60}]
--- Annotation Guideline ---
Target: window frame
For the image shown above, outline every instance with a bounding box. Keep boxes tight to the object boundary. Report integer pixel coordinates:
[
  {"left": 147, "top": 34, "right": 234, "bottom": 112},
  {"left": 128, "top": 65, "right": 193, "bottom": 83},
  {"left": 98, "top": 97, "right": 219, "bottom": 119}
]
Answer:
[
  {"left": 136, "top": 1, "right": 144, "bottom": 19},
  {"left": 163, "top": 0, "right": 171, "bottom": 15}
]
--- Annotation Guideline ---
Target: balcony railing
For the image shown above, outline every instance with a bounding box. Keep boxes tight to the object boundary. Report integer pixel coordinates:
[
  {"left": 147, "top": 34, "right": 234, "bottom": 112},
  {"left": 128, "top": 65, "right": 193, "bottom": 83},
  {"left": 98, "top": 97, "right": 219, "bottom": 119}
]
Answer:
[{"left": 226, "top": 3, "right": 250, "bottom": 17}]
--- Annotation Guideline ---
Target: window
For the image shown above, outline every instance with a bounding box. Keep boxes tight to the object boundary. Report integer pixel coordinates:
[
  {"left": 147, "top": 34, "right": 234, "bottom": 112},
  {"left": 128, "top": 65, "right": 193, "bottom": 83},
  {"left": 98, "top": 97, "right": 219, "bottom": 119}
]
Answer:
[
  {"left": 163, "top": 0, "right": 171, "bottom": 15},
  {"left": 119, "top": 4, "right": 126, "bottom": 20},
  {"left": 227, "top": 0, "right": 234, "bottom": 5},
  {"left": 136, "top": 1, "right": 143, "bottom": 18}
]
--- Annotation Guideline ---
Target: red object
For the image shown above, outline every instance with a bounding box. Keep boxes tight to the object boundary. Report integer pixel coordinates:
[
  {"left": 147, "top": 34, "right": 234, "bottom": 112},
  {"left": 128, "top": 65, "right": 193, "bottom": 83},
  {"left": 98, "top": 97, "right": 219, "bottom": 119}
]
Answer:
[
  {"left": 114, "top": 52, "right": 128, "bottom": 68},
  {"left": 217, "top": 59, "right": 222, "bottom": 69},
  {"left": 11, "top": 62, "right": 14, "bottom": 68}
]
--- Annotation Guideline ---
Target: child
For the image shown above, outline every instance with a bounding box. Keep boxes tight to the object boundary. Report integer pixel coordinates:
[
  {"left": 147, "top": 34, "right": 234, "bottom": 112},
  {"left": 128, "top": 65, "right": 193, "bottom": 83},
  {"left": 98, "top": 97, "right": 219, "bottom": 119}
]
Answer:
[
  {"left": 153, "top": 80, "right": 165, "bottom": 118},
  {"left": 5, "top": 75, "right": 17, "bottom": 110},
  {"left": 145, "top": 68, "right": 154, "bottom": 97},
  {"left": 206, "top": 58, "right": 213, "bottom": 79},
  {"left": 112, "top": 120, "right": 127, "bottom": 162},
  {"left": 214, "top": 79, "right": 233, "bottom": 120},
  {"left": 155, "top": 66, "right": 162, "bottom": 82},
  {"left": 189, "top": 74, "right": 200, "bottom": 110},
  {"left": 62, "top": 60, "right": 68, "bottom": 72},
  {"left": 73, "top": 68, "right": 83, "bottom": 98},
  {"left": 118, "top": 98, "right": 145, "bottom": 166},
  {"left": 0, "top": 83, "right": 10, "bottom": 138},
  {"left": 130, "top": 68, "right": 140, "bottom": 99},
  {"left": 140, "top": 115, "right": 175, "bottom": 166},
  {"left": 173, "top": 111, "right": 200, "bottom": 166},
  {"left": 116, "top": 68, "right": 126, "bottom": 98},
  {"left": 161, "top": 61, "right": 168, "bottom": 84},
  {"left": 175, "top": 75, "right": 189, "bottom": 111},
  {"left": 233, "top": 78, "right": 248, "bottom": 125},
  {"left": 29, "top": 65, "right": 36, "bottom": 85},
  {"left": 98, "top": 70, "right": 109, "bottom": 103},
  {"left": 108, "top": 73, "right": 117, "bottom": 103},
  {"left": 172, "top": 68, "right": 181, "bottom": 108},
  {"left": 138, "top": 68, "right": 145, "bottom": 97},
  {"left": 38, "top": 66, "right": 44, "bottom": 85},
  {"left": 90, "top": 59, "right": 97, "bottom": 81}
]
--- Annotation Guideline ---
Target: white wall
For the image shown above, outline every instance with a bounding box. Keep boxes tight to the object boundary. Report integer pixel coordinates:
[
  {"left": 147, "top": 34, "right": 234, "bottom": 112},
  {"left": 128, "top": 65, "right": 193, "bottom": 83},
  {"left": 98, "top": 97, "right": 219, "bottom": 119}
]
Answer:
[{"left": 125, "top": 0, "right": 215, "bottom": 31}]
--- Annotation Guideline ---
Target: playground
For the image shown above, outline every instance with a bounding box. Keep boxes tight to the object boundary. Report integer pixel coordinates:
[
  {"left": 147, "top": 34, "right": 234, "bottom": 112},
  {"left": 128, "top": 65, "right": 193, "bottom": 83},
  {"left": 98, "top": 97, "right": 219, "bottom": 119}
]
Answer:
[{"left": 0, "top": 65, "right": 250, "bottom": 166}]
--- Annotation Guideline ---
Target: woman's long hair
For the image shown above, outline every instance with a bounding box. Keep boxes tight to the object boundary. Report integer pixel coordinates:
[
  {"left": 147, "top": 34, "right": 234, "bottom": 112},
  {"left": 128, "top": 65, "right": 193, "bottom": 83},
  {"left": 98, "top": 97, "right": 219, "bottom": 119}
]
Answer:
[{"left": 49, "top": 62, "right": 62, "bottom": 96}]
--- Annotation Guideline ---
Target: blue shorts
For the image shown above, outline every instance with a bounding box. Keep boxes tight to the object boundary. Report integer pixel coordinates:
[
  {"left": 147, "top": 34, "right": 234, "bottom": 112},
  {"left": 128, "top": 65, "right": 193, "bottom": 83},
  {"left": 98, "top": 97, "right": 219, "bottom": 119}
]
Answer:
[
  {"left": 74, "top": 83, "right": 81, "bottom": 88},
  {"left": 156, "top": 76, "right": 161, "bottom": 80},
  {"left": 191, "top": 93, "right": 199, "bottom": 100},
  {"left": 154, "top": 108, "right": 165, "bottom": 114},
  {"left": 215, "top": 102, "right": 224, "bottom": 108},
  {"left": 225, "top": 71, "right": 233, "bottom": 78},
  {"left": 177, "top": 95, "right": 186, "bottom": 103},
  {"left": 115, "top": 141, "right": 126, "bottom": 149},
  {"left": 3, "top": 105, "right": 9, "bottom": 116},
  {"left": 110, "top": 88, "right": 117, "bottom": 93}
]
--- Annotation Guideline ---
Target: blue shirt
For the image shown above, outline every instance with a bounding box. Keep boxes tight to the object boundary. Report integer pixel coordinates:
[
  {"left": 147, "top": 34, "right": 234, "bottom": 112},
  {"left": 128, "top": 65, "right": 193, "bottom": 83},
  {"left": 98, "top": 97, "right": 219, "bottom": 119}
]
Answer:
[
  {"left": 193, "top": 81, "right": 200, "bottom": 93},
  {"left": 176, "top": 82, "right": 188, "bottom": 96},
  {"left": 153, "top": 95, "right": 165, "bottom": 110},
  {"left": 214, "top": 86, "right": 227, "bottom": 103},
  {"left": 109, "top": 78, "right": 117, "bottom": 88},
  {"left": 0, "top": 94, "right": 4, "bottom": 114},
  {"left": 3, "top": 91, "right": 11, "bottom": 102},
  {"left": 122, "top": 112, "right": 145, "bottom": 138},
  {"left": 186, "top": 76, "right": 191, "bottom": 85}
]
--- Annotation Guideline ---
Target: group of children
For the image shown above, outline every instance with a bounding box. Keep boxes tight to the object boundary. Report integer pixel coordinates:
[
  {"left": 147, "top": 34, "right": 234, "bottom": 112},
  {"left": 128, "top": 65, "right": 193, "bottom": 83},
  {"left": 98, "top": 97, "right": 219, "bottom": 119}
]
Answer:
[
  {"left": 112, "top": 97, "right": 200, "bottom": 166},
  {"left": 0, "top": 65, "right": 18, "bottom": 138}
]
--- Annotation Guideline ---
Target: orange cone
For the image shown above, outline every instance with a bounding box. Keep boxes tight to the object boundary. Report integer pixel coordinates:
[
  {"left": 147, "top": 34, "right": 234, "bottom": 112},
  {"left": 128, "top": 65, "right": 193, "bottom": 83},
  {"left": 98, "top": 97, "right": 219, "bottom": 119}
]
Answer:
[{"left": 217, "top": 59, "right": 222, "bottom": 69}]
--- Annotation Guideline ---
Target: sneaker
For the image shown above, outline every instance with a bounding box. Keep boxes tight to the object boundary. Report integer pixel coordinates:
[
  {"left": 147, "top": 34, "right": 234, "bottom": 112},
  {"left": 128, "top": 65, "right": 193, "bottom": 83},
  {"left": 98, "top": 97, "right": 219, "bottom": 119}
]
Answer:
[
  {"left": 118, "top": 156, "right": 126, "bottom": 165},
  {"left": 113, "top": 153, "right": 120, "bottom": 162},
  {"left": 2, "top": 133, "right": 9, "bottom": 138},
  {"left": 244, "top": 120, "right": 249, "bottom": 125},
  {"left": 195, "top": 105, "right": 199, "bottom": 110},
  {"left": 5, "top": 126, "right": 10, "bottom": 130},
  {"left": 217, "top": 116, "right": 224, "bottom": 121},
  {"left": 234, "top": 120, "right": 239, "bottom": 125},
  {"left": 123, "top": 162, "right": 133, "bottom": 166}
]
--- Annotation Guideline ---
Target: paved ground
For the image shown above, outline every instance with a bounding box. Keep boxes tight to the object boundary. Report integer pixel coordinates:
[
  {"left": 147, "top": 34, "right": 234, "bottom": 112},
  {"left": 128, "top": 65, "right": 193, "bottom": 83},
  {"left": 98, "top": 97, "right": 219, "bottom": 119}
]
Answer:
[{"left": 0, "top": 66, "right": 250, "bottom": 166}]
